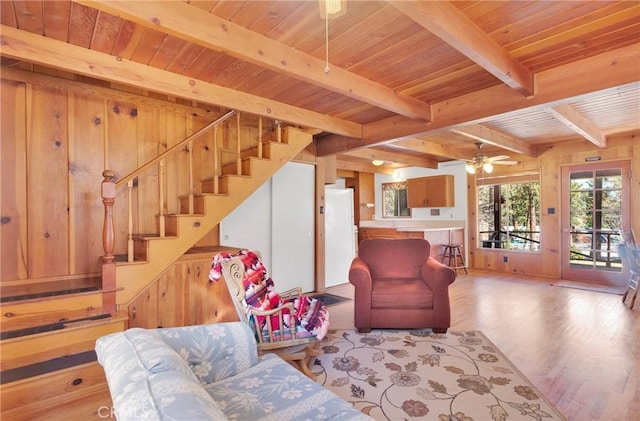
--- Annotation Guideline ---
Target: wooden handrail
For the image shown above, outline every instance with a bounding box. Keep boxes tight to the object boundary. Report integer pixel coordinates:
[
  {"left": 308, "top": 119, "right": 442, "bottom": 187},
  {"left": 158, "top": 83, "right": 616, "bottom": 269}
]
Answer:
[{"left": 115, "top": 110, "right": 236, "bottom": 189}]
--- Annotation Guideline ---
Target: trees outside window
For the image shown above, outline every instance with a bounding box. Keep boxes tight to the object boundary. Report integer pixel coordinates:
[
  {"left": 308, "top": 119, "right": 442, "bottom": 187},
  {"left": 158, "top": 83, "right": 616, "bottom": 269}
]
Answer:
[
  {"left": 478, "top": 181, "right": 540, "bottom": 251},
  {"left": 382, "top": 182, "right": 411, "bottom": 218},
  {"left": 568, "top": 169, "right": 622, "bottom": 268}
]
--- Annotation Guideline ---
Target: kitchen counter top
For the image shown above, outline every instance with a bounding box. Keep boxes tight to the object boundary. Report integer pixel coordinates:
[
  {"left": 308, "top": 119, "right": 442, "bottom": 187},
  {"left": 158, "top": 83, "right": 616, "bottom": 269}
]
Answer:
[
  {"left": 360, "top": 220, "right": 464, "bottom": 230},
  {"left": 395, "top": 226, "right": 464, "bottom": 232},
  {"left": 357, "top": 224, "right": 466, "bottom": 259}
]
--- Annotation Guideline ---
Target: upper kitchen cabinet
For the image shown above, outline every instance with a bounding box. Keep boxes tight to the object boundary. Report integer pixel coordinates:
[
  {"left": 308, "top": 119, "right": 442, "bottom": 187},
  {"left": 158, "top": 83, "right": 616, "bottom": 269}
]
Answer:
[{"left": 407, "top": 175, "right": 455, "bottom": 208}]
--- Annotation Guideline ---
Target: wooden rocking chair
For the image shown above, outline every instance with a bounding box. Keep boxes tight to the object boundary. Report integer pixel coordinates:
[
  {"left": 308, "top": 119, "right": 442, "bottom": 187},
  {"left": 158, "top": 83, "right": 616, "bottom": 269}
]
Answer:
[{"left": 219, "top": 254, "right": 321, "bottom": 379}]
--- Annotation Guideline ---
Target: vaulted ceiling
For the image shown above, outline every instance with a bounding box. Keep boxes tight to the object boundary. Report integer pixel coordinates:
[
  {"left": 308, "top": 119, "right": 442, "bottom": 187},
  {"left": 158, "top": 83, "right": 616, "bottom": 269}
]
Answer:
[{"left": 1, "top": 1, "right": 638, "bottom": 172}]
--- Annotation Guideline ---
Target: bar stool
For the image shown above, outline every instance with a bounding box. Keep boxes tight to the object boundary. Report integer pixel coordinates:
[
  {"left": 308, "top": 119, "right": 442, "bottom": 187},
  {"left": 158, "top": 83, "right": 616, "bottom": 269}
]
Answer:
[{"left": 441, "top": 244, "right": 467, "bottom": 275}]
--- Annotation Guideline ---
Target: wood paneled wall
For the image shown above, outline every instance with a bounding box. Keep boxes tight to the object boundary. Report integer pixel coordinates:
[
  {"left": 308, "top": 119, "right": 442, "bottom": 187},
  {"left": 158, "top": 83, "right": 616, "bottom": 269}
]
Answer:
[
  {"left": 468, "top": 133, "right": 640, "bottom": 278},
  {"left": 0, "top": 69, "right": 253, "bottom": 283}
]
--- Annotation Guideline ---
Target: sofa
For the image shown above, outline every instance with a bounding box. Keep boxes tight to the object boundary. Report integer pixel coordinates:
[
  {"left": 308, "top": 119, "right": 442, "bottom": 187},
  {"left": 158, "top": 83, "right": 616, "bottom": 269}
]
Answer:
[
  {"left": 349, "top": 238, "right": 456, "bottom": 333},
  {"left": 95, "top": 322, "right": 371, "bottom": 421}
]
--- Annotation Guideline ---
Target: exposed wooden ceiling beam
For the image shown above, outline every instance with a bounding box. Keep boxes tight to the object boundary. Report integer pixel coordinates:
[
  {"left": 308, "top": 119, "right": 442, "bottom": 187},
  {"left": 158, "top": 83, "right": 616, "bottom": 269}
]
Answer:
[
  {"left": 546, "top": 104, "right": 607, "bottom": 148},
  {"left": 0, "top": 24, "right": 362, "bottom": 138},
  {"left": 77, "top": 0, "right": 432, "bottom": 122},
  {"left": 391, "top": 138, "right": 469, "bottom": 161},
  {"left": 316, "top": 44, "right": 638, "bottom": 155},
  {"left": 389, "top": 0, "right": 534, "bottom": 97},
  {"left": 449, "top": 124, "right": 536, "bottom": 156},
  {"left": 340, "top": 148, "right": 438, "bottom": 169},
  {"left": 335, "top": 156, "right": 389, "bottom": 175}
]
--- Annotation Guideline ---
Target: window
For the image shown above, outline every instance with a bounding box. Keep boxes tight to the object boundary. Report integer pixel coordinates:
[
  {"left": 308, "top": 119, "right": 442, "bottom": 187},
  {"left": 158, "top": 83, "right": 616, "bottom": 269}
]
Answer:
[
  {"left": 568, "top": 168, "right": 623, "bottom": 270},
  {"left": 477, "top": 175, "right": 540, "bottom": 251},
  {"left": 382, "top": 182, "right": 411, "bottom": 218}
]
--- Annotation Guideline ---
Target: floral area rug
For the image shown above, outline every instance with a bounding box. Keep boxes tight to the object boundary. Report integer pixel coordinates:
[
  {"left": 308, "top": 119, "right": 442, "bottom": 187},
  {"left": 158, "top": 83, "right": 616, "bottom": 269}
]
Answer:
[{"left": 311, "top": 330, "right": 566, "bottom": 421}]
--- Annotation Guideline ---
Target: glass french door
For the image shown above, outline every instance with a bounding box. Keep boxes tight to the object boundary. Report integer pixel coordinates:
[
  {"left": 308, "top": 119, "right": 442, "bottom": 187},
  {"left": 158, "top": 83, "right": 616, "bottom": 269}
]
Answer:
[{"left": 561, "top": 161, "right": 630, "bottom": 285}]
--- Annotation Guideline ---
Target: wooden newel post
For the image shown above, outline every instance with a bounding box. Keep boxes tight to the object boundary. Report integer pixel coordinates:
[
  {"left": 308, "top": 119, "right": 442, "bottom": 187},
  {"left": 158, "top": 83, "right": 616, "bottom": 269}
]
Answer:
[
  {"left": 101, "top": 170, "right": 117, "bottom": 314},
  {"left": 102, "top": 170, "right": 116, "bottom": 263}
]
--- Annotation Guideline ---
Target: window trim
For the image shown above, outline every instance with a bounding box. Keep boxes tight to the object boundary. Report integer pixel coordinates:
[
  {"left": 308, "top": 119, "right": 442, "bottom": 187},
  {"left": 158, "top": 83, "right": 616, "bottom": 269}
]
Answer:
[
  {"left": 381, "top": 181, "right": 411, "bottom": 218},
  {"left": 476, "top": 172, "right": 541, "bottom": 253}
]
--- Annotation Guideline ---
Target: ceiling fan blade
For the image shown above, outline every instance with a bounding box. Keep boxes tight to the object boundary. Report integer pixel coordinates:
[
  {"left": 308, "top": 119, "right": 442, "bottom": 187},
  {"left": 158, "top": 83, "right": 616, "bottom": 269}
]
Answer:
[
  {"left": 492, "top": 160, "right": 519, "bottom": 166},
  {"left": 486, "top": 155, "right": 510, "bottom": 162}
]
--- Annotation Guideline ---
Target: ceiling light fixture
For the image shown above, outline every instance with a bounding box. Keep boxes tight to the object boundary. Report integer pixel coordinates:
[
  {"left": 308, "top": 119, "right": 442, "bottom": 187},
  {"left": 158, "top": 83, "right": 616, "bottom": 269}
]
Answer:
[
  {"left": 319, "top": 0, "right": 346, "bottom": 74},
  {"left": 465, "top": 161, "right": 494, "bottom": 174},
  {"left": 319, "top": 0, "right": 346, "bottom": 19},
  {"left": 372, "top": 160, "right": 384, "bottom": 166},
  {"left": 465, "top": 142, "right": 517, "bottom": 174}
]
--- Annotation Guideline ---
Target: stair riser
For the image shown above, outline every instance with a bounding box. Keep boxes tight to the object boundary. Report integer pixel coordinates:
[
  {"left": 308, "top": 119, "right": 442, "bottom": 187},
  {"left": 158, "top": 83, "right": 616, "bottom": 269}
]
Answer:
[
  {"left": 180, "top": 195, "right": 206, "bottom": 214},
  {"left": 1, "top": 307, "right": 106, "bottom": 334},
  {"left": 1, "top": 318, "right": 127, "bottom": 371},
  {"left": 1, "top": 293, "right": 103, "bottom": 333},
  {"left": 201, "top": 175, "right": 244, "bottom": 194},
  {"left": 0, "top": 361, "right": 107, "bottom": 413}
]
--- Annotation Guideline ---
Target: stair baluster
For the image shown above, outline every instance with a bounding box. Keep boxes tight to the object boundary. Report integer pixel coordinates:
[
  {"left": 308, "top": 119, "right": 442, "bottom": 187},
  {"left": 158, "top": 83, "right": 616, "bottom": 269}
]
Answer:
[
  {"left": 159, "top": 159, "right": 166, "bottom": 238},
  {"left": 258, "top": 117, "right": 263, "bottom": 158},
  {"left": 213, "top": 125, "right": 220, "bottom": 194},
  {"left": 188, "top": 140, "right": 194, "bottom": 214},
  {"left": 236, "top": 113, "right": 242, "bottom": 175},
  {"left": 127, "top": 180, "right": 134, "bottom": 262}
]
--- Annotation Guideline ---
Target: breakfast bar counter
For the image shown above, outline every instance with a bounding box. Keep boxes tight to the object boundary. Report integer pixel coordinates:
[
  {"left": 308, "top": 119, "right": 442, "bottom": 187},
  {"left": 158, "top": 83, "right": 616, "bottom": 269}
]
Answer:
[{"left": 358, "top": 222, "right": 465, "bottom": 260}]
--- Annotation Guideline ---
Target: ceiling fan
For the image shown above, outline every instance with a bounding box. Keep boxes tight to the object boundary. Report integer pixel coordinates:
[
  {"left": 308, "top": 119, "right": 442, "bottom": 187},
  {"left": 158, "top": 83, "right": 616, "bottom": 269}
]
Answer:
[{"left": 465, "top": 142, "right": 518, "bottom": 174}]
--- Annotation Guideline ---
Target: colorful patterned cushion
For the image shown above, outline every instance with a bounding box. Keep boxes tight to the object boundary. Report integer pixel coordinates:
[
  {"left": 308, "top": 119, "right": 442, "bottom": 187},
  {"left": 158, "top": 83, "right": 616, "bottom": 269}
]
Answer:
[{"left": 209, "top": 250, "right": 330, "bottom": 341}]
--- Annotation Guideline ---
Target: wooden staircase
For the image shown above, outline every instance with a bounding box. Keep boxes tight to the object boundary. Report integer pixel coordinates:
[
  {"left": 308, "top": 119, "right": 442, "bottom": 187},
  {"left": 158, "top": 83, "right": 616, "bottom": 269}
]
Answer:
[
  {"left": 0, "top": 286, "right": 127, "bottom": 420},
  {"left": 108, "top": 126, "right": 313, "bottom": 306},
  {"left": 0, "top": 124, "right": 313, "bottom": 420}
]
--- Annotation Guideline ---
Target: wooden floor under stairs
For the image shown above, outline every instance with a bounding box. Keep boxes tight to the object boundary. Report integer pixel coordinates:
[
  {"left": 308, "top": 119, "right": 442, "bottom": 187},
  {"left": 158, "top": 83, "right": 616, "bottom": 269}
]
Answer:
[{"left": 0, "top": 286, "right": 127, "bottom": 420}]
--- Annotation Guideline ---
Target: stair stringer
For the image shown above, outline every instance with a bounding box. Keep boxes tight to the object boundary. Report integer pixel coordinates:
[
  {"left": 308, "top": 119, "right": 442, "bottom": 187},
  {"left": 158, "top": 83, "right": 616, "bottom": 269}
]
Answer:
[{"left": 112, "top": 127, "right": 312, "bottom": 306}]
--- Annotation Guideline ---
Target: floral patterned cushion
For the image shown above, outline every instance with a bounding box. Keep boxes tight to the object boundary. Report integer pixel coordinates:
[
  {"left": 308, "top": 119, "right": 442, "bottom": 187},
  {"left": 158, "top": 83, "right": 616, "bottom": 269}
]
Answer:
[
  {"left": 157, "top": 322, "right": 258, "bottom": 385},
  {"left": 95, "top": 327, "right": 227, "bottom": 420},
  {"left": 205, "top": 353, "right": 372, "bottom": 421},
  {"left": 209, "top": 250, "right": 330, "bottom": 341},
  {"left": 96, "top": 322, "right": 371, "bottom": 421}
]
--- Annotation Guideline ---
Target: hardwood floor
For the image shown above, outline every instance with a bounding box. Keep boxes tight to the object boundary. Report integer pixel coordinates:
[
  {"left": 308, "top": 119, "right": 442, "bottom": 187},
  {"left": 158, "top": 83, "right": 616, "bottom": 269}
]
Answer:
[
  {"left": 23, "top": 270, "right": 638, "bottom": 421},
  {"left": 325, "top": 269, "right": 640, "bottom": 421}
]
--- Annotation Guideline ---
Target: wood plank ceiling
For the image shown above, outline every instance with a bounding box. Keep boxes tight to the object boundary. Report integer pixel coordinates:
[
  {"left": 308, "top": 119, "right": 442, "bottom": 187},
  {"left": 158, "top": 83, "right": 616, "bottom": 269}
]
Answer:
[{"left": 1, "top": 0, "right": 638, "bottom": 171}]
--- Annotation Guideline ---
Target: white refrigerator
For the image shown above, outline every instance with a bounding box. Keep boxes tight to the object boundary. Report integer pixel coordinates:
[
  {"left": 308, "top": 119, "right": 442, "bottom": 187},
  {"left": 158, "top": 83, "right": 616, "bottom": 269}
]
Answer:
[{"left": 324, "top": 188, "right": 357, "bottom": 288}]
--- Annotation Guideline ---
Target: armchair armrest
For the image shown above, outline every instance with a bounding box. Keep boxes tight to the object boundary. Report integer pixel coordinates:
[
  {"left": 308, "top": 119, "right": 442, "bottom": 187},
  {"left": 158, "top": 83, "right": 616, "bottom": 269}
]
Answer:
[
  {"left": 420, "top": 258, "right": 456, "bottom": 330},
  {"left": 348, "top": 257, "right": 373, "bottom": 291},
  {"left": 348, "top": 257, "right": 374, "bottom": 330},
  {"left": 421, "top": 257, "right": 456, "bottom": 291}
]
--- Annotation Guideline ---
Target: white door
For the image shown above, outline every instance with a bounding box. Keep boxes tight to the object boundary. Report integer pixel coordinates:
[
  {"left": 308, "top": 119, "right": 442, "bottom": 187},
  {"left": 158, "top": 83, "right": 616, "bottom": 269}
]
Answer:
[
  {"left": 325, "top": 188, "right": 356, "bottom": 288},
  {"left": 219, "top": 180, "right": 272, "bottom": 268},
  {"left": 271, "top": 162, "right": 315, "bottom": 293}
]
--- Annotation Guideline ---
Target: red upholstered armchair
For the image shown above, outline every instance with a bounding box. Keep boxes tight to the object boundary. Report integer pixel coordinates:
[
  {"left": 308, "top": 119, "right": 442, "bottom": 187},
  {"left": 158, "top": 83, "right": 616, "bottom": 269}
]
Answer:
[{"left": 348, "top": 238, "right": 456, "bottom": 333}]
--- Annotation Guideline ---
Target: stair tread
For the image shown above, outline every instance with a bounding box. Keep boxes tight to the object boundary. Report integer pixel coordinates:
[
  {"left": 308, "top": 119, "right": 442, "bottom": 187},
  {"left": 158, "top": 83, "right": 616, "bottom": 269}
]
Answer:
[
  {"left": 201, "top": 173, "right": 250, "bottom": 182},
  {"left": 0, "top": 350, "right": 97, "bottom": 384},
  {"left": 0, "top": 286, "right": 100, "bottom": 304},
  {"left": 1, "top": 313, "right": 112, "bottom": 340},
  {"left": 1, "top": 306, "right": 108, "bottom": 333},
  {"left": 178, "top": 192, "right": 228, "bottom": 199},
  {"left": 1, "top": 312, "right": 128, "bottom": 343}
]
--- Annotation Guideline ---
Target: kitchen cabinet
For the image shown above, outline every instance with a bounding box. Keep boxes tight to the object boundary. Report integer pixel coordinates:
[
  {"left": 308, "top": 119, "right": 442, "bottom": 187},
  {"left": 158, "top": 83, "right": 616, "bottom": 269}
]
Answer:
[{"left": 407, "top": 175, "right": 455, "bottom": 208}]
